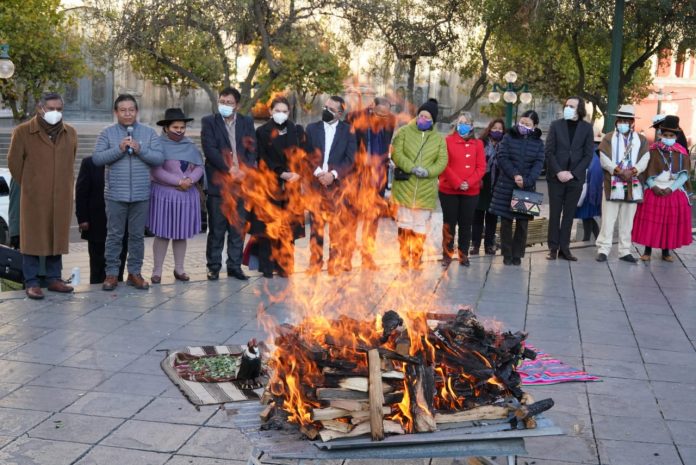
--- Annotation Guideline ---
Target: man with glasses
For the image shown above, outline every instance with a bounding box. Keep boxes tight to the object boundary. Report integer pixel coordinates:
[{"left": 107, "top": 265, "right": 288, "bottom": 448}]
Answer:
[
  {"left": 345, "top": 97, "right": 396, "bottom": 269},
  {"left": 93, "top": 94, "right": 164, "bottom": 291},
  {"left": 8, "top": 92, "right": 78, "bottom": 299},
  {"left": 201, "top": 86, "right": 257, "bottom": 281},
  {"left": 304, "top": 95, "right": 357, "bottom": 275}
]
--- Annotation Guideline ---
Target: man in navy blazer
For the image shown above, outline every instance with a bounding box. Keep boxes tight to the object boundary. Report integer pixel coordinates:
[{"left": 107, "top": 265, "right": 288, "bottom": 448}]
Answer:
[
  {"left": 545, "top": 96, "right": 594, "bottom": 261},
  {"left": 304, "top": 96, "right": 357, "bottom": 275},
  {"left": 201, "top": 86, "right": 257, "bottom": 281}
]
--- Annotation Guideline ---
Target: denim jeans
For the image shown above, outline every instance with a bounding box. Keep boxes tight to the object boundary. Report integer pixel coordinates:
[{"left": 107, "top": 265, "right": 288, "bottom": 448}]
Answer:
[{"left": 23, "top": 254, "right": 62, "bottom": 288}]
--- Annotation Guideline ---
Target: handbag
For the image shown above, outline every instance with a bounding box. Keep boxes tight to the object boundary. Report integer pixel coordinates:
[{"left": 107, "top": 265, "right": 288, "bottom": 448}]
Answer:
[
  {"left": 0, "top": 245, "right": 24, "bottom": 284},
  {"left": 510, "top": 189, "right": 543, "bottom": 216},
  {"left": 393, "top": 167, "right": 411, "bottom": 181}
]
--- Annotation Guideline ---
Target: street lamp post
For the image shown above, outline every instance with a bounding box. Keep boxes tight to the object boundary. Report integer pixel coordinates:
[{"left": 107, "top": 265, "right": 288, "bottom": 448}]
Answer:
[
  {"left": 488, "top": 71, "right": 533, "bottom": 129},
  {"left": 604, "top": 0, "right": 625, "bottom": 133},
  {"left": 0, "top": 44, "right": 15, "bottom": 79}
]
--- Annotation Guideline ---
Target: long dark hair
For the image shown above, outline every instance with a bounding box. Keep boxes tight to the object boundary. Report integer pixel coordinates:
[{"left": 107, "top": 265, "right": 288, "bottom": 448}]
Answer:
[
  {"left": 567, "top": 96, "right": 587, "bottom": 120},
  {"left": 480, "top": 118, "right": 506, "bottom": 140}
]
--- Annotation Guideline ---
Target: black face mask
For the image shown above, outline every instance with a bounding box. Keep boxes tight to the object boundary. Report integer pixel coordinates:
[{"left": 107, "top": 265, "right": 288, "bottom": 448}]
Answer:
[{"left": 322, "top": 108, "right": 336, "bottom": 123}]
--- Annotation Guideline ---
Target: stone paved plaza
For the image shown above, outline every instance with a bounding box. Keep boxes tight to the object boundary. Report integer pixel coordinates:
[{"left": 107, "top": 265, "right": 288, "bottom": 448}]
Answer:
[{"left": 1, "top": 218, "right": 696, "bottom": 465}]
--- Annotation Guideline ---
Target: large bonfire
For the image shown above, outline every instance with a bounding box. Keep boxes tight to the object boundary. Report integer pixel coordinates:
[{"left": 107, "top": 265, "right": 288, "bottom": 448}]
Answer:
[{"left": 220, "top": 94, "right": 552, "bottom": 441}]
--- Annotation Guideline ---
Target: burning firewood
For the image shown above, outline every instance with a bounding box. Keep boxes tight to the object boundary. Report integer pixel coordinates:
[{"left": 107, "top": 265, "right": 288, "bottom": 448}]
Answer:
[{"left": 265, "top": 308, "right": 547, "bottom": 442}]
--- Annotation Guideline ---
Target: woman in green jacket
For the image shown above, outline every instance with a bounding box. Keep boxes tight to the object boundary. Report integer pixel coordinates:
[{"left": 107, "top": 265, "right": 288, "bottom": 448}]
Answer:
[{"left": 391, "top": 98, "right": 448, "bottom": 269}]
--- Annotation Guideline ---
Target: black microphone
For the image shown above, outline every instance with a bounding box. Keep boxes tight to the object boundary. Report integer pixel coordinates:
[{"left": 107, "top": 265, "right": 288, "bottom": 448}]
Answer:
[{"left": 126, "top": 126, "right": 134, "bottom": 155}]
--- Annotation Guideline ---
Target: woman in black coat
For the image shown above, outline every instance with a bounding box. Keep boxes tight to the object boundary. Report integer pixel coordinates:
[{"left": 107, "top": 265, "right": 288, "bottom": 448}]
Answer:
[
  {"left": 252, "top": 96, "right": 306, "bottom": 278},
  {"left": 489, "top": 110, "right": 545, "bottom": 266}
]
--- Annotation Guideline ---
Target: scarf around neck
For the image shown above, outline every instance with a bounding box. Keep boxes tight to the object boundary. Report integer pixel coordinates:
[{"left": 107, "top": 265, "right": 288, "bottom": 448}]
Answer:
[
  {"left": 158, "top": 134, "right": 203, "bottom": 165},
  {"left": 37, "top": 115, "right": 64, "bottom": 142}
]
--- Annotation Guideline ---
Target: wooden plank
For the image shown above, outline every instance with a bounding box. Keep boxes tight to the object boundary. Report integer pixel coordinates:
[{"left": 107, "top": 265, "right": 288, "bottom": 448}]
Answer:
[
  {"left": 368, "top": 349, "right": 385, "bottom": 441},
  {"left": 434, "top": 406, "right": 509, "bottom": 424}
]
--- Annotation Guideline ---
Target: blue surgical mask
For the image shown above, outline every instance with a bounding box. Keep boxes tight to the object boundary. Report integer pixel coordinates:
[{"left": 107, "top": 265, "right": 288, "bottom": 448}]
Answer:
[
  {"left": 417, "top": 117, "right": 433, "bottom": 131},
  {"left": 616, "top": 123, "right": 630, "bottom": 134},
  {"left": 457, "top": 123, "right": 472, "bottom": 137},
  {"left": 563, "top": 106, "right": 576, "bottom": 120},
  {"left": 662, "top": 137, "right": 676, "bottom": 147},
  {"left": 218, "top": 104, "right": 235, "bottom": 118}
]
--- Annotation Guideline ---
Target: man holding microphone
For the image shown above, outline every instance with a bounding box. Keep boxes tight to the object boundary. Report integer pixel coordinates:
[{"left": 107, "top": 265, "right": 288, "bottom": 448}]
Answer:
[{"left": 93, "top": 94, "right": 164, "bottom": 291}]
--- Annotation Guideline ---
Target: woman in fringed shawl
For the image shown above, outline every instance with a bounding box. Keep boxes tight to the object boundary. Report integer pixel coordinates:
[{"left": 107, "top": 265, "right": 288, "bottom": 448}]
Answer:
[{"left": 632, "top": 115, "right": 693, "bottom": 262}]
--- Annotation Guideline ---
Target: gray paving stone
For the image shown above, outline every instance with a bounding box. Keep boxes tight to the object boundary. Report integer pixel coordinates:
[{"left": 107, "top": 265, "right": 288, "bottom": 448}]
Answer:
[
  {"left": 31, "top": 328, "right": 106, "bottom": 349},
  {"left": 165, "top": 457, "right": 243, "bottom": 465},
  {"left": 4, "top": 342, "right": 83, "bottom": 365},
  {"left": 0, "top": 436, "right": 90, "bottom": 465},
  {"left": 0, "top": 324, "right": 53, "bottom": 343},
  {"left": 101, "top": 419, "right": 197, "bottom": 453},
  {"left": 524, "top": 386, "right": 590, "bottom": 415},
  {"left": 522, "top": 435, "right": 598, "bottom": 464},
  {"left": 678, "top": 445, "right": 696, "bottom": 465},
  {"left": 596, "top": 440, "right": 682, "bottom": 465},
  {"left": 87, "top": 305, "right": 151, "bottom": 321},
  {"left": 593, "top": 414, "right": 673, "bottom": 443},
  {"left": 645, "top": 362, "right": 696, "bottom": 384},
  {"left": 64, "top": 391, "right": 154, "bottom": 418},
  {"left": 134, "top": 397, "right": 215, "bottom": 425},
  {"left": 28, "top": 412, "right": 123, "bottom": 443},
  {"left": 28, "top": 366, "right": 111, "bottom": 390},
  {"left": 61, "top": 349, "right": 142, "bottom": 372},
  {"left": 120, "top": 353, "right": 166, "bottom": 375},
  {"left": 666, "top": 420, "right": 696, "bottom": 446},
  {"left": 177, "top": 426, "right": 251, "bottom": 460},
  {"left": 584, "top": 357, "right": 648, "bottom": 380},
  {"left": 74, "top": 445, "right": 170, "bottom": 465},
  {"left": 0, "top": 408, "right": 51, "bottom": 436},
  {"left": 0, "top": 385, "right": 84, "bottom": 412},
  {"left": 93, "top": 372, "right": 170, "bottom": 397},
  {"left": 9, "top": 310, "right": 82, "bottom": 329},
  {"left": 588, "top": 393, "right": 663, "bottom": 419},
  {"left": 90, "top": 332, "right": 163, "bottom": 354},
  {"left": 65, "top": 314, "right": 129, "bottom": 333},
  {"left": 581, "top": 343, "right": 642, "bottom": 362},
  {"left": 0, "top": 360, "right": 52, "bottom": 384}
]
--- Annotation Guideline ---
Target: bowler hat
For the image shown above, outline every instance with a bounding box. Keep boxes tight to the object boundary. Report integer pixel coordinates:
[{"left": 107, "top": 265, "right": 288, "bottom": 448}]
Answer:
[
  {"left": 651, "top": 114, "right": 681, "bottom": 133},
  {"left": 610, "top": 104, "right": 638, "bottom": 119},
  {"left": 157, "top": 108, "right": 194, "bottom": 126}
]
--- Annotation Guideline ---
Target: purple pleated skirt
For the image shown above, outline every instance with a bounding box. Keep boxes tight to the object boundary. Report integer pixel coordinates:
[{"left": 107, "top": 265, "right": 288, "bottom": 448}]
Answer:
[{"left": 148, "top": 183, "right": 201, "bottom": 240}]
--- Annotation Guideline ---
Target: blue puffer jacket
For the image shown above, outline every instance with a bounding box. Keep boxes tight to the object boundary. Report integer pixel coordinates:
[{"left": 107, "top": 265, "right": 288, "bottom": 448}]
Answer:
[
  {"left": 92, "top": 123, "right": 164, "bottom": 202},
  {"left": 489, "top": 126, "right": 545, "bottom": 220}
]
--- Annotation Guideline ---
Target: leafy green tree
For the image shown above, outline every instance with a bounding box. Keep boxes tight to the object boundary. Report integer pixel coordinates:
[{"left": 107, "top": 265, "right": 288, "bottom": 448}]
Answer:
[
  {"left": 0, "top": 0, "right": 86, "bottom": 121},
  {"left": 488, "top": 0, "right": 696, "bottom": 118},
  {"left": 338, "top": 0, "right": 457, "bottom": 112},
  {"left": 85, "top": 0, "right": 347, "bottom": 113}
]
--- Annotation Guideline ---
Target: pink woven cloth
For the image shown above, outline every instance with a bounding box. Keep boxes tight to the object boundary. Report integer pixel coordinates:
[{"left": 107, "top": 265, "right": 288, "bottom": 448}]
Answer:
[{"left": 518, "top": 345, "right": 600, "bottom": 385}]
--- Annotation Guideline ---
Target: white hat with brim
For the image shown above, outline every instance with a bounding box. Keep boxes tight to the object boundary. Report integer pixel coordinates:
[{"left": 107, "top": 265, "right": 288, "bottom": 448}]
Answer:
[{"left": 610, "top": 104, "right": 638, "bottom": 119}]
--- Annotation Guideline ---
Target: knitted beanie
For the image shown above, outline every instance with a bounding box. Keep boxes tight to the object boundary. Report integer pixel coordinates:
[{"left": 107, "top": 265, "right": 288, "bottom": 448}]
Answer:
[{"left": 417, "top": 98, "right": 439, "bottom": 122}]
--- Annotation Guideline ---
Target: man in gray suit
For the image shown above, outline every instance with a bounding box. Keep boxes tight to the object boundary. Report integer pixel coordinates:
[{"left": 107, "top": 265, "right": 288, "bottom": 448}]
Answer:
[{"left": 544, "top": 96, "right": 594, "bottom": 261}]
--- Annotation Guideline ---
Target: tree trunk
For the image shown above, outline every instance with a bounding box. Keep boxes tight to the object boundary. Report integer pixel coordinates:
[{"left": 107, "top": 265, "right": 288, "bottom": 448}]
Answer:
[{"left": 406, "top": 58, "right": 417, "bottom": 115}]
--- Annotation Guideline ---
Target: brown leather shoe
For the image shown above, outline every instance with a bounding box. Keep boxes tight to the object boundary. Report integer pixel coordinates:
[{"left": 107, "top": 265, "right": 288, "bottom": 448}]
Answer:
[
  {"left": 25, "top": 286, "right": 44, "bottom": 300},
  {"left": 173, "top": 271, "right": 190, "bottom": 281},
  {"left": 126, "top": 273, "right": 149, "bottom": 290},
  {"left": 47, "top": 280, "right": 74, "bottom": 293},
  {"left": 102, "top": 275, "right": 118, "bottom": 291}
]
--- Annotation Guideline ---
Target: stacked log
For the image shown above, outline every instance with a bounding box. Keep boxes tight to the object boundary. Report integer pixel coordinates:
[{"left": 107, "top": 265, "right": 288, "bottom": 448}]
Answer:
[{"left": 263, "top": 308, "right": 552, "bottom": 442}]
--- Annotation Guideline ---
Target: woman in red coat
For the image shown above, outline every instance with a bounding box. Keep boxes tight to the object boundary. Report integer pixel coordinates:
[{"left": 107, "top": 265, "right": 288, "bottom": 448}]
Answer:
[{"left": 439, "top": 112, "right": 486, "bottom": 267}]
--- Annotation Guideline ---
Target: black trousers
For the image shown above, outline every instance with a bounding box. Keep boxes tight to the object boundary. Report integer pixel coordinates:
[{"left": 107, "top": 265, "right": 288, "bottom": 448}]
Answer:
[
  {"left": 88, "top": 238, "right": 127, "bottom": 284},
  {"left": 439, "top": 192, "right": 478, "bottom": 258},
  {"left": 547, "top": 180, "right": 583, "bottom": 252},
  {"left": 206, "top": 194, "right": 248, "bottom": 272},
  {"left": 500, "top": 217, "right": 529, "bottom": 259},
  {"left": 471, "top": 209, "right": 498, "bottom": 249},
  {"left": 257, "top": 236, "right": 295, "bottom": 276}
]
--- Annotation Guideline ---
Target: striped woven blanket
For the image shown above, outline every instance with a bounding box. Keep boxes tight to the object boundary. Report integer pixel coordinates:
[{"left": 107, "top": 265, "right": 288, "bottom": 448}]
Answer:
[{"left": 161, "top": 345, "right": 267, "bottom": 406}]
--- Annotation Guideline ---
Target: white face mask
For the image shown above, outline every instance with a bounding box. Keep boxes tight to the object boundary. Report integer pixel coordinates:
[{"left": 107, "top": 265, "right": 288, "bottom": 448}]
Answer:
[
  {"left": 272, "top": 112, "right": 289, "bottom": 125},
  {"left": 43, "top": 110, "right": 63, "bottom": 125}
]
